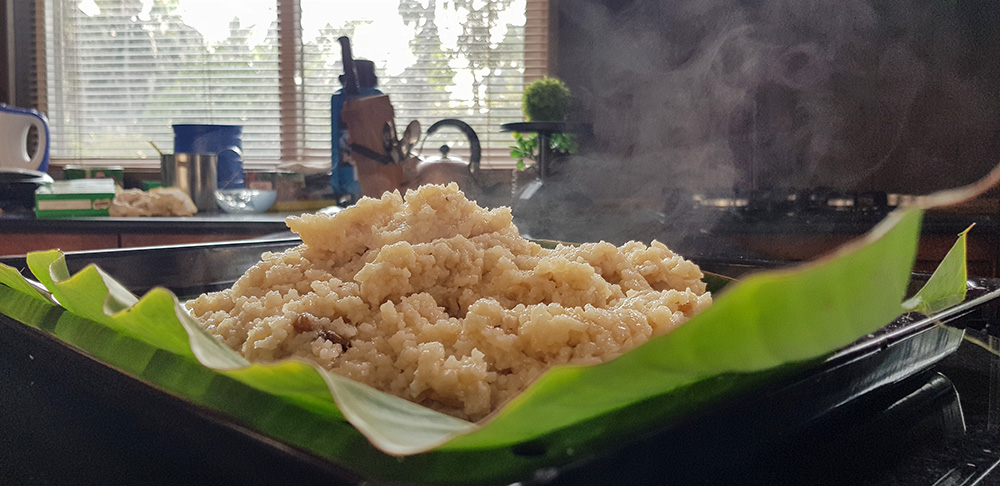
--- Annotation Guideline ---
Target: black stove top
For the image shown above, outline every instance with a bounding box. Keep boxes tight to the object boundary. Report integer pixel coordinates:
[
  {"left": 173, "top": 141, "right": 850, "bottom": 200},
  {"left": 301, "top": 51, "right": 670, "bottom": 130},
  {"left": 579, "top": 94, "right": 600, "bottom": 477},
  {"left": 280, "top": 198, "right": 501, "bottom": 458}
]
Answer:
[{"left": 689, "top": 188, "right": 905, "bottom": 216}]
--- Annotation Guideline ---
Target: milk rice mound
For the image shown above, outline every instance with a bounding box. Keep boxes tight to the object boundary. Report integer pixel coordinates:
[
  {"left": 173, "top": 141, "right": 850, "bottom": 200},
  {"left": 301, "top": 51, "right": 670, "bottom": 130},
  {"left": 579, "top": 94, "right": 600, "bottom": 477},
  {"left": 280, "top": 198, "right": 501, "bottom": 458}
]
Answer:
[{"left": 186, "top": 183, "right": 713, "bottom": 421}]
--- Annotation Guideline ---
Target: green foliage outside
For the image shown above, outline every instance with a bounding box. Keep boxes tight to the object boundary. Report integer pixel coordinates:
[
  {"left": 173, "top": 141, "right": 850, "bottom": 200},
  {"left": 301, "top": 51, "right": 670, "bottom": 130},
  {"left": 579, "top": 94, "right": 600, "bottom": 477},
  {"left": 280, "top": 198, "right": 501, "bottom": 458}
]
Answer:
[{"left": 48, "top": 0, "right": 527, "bottom": 162}]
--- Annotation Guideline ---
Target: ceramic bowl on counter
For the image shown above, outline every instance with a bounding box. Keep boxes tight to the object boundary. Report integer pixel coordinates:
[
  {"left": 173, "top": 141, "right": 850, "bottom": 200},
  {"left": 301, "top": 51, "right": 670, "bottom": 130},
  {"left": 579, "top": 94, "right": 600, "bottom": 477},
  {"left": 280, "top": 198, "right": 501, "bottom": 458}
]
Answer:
[{"left": 214, "top": 189, "right": 277, "bottom": 213}]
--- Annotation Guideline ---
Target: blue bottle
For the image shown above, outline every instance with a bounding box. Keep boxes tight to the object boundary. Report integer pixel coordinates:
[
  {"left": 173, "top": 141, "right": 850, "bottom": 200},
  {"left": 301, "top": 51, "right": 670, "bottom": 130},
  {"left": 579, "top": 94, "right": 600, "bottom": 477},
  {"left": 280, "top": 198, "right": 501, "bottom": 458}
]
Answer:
[{"left": 331, "top": 37, "right": 382, "bottom": 202}]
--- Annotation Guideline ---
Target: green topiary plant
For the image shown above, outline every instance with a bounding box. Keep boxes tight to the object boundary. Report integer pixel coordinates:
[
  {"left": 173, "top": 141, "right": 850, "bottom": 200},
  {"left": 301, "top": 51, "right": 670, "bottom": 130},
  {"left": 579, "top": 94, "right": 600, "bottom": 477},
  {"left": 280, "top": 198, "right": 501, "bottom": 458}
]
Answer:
[
  {"left": 511, "top": 77, "right": 577, "bottom": 170},
  {"left": 522, "top": 77, "right": 571, "bottom": 122}
]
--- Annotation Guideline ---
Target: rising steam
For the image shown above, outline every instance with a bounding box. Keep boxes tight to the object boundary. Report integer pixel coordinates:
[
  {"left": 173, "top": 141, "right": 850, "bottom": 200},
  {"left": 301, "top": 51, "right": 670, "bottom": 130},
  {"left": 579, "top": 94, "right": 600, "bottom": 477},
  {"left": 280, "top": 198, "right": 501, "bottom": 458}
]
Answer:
[{"left": 513, "top": 0, "right": 1000, "bottom": 245}]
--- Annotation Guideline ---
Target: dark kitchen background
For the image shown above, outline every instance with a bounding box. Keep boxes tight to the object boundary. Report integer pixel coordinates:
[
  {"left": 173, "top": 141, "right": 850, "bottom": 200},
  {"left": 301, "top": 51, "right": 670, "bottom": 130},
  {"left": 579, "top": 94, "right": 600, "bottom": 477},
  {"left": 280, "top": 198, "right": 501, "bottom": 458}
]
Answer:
[
  {"left": 559, "top": 0, "right": 1000, "bottom": 195},
  {"left": 509, "top": 0, "right": 1000, "bottom": 276}
]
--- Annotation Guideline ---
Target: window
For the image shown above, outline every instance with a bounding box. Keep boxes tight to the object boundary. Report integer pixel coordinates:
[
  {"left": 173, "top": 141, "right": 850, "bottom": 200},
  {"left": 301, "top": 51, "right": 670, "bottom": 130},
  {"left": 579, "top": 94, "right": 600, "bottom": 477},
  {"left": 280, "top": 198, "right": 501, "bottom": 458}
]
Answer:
[{"left": 39, "top": 0, "right": 551, "bottom": 168}]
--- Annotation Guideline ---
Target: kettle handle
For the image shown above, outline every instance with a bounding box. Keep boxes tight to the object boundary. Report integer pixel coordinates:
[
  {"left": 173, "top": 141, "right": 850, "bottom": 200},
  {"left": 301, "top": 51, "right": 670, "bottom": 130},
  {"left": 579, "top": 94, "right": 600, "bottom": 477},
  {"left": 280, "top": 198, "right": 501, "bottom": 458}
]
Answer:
[{"left": 425, "top": 119, "right": 481, "bottom": 176}]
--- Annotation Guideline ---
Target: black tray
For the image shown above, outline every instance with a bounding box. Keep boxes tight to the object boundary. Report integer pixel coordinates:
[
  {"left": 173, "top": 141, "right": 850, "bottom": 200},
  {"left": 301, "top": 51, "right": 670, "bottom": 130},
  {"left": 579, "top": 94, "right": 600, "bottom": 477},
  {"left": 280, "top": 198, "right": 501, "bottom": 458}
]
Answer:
[{"left": 1, "top": 240, "right": 997, "bottom": 485}]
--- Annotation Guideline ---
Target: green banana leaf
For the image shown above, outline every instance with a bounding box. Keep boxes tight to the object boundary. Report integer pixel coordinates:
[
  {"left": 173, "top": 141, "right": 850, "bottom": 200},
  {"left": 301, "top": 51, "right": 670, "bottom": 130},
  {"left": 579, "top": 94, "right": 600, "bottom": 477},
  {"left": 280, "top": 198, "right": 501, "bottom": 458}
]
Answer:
[
  {"left": 903, "top": 224, "right": 975, "bottom": 315},
  {"left": 0, "top": 206, "right": 972, "bottom": 485}
]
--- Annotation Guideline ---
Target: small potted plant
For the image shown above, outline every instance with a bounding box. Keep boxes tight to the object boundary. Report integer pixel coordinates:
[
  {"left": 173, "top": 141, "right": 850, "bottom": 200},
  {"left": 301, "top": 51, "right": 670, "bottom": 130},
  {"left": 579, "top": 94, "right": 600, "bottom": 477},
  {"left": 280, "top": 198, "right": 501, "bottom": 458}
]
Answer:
[{"left": 510, "top": 77, "right": 578, "bottom": 170}]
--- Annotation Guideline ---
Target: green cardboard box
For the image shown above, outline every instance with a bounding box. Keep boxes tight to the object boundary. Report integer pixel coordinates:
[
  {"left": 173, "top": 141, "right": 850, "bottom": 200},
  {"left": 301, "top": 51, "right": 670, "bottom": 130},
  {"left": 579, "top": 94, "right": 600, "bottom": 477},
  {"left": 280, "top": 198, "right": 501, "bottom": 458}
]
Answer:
[{"left": 35, "top": 178, "right": 116, "bottom": 218}]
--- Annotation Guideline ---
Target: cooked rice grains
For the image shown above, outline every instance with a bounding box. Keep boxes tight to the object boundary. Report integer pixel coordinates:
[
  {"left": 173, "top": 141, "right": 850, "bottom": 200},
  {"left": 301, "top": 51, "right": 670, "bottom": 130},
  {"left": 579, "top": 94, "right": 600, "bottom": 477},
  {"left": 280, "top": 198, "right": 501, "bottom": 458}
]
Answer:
[{"left": 186, "top": 184, "right": 712, "bottom": 421}]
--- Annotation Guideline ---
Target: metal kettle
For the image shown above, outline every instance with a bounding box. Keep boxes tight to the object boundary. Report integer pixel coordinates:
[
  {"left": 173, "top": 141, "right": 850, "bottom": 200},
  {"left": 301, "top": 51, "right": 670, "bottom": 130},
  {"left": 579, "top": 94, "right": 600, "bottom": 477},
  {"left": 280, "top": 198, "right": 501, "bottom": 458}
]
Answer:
[
  {"left": 0, "top": 104, "right": 50, "bottom": 172},
  {"left": 411, "top": 118, "right": 481, "bottom": 189},
  {"left": 352, "top": 116, "right": 482, "bottom": 197}
]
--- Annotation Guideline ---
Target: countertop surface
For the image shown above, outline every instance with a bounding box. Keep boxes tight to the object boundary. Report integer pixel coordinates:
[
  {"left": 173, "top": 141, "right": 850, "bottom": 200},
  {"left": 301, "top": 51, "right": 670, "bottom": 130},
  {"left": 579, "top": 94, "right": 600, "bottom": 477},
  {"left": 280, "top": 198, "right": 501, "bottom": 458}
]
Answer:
[{"left": 0, "top": 211, "right": 304, "bottom": 234}]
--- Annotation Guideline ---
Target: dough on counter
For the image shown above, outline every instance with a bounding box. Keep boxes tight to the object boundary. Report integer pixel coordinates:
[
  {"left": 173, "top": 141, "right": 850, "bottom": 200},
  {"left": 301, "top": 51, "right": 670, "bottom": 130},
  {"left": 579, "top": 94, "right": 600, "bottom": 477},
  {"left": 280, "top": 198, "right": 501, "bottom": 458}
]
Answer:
[{"left": 109, "top": 187, "right": 198, "bottom": 217}]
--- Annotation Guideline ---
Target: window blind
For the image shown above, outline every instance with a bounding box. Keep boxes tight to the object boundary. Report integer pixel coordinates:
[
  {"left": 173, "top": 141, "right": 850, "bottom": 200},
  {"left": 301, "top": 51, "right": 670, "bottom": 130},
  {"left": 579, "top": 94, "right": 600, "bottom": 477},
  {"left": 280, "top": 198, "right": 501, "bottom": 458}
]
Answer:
[{"left": 41, "top": 0, "right": 546, "bottom": 169}]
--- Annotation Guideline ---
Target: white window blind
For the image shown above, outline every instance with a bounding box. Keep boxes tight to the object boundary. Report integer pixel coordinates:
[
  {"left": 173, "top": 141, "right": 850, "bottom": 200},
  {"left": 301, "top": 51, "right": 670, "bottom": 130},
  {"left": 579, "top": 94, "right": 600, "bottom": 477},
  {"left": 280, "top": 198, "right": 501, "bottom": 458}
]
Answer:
[{"left": 41, "top": 0, "right": 548, "bottom": 169}]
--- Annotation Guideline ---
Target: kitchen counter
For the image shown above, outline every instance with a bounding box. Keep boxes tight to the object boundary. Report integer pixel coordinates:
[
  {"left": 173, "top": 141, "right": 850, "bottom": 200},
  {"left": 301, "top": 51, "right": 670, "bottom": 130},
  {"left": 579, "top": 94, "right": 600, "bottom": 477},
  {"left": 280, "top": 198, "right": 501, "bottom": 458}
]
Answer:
[
  {"left": 516, "top": 197, "right": 1000, "bottom": 277},
  {"left": 8, "top": 198, "right": 1000, "bottom": 276},
  {"left": 0, "top": 212, "right": 300, "bottom": 256}
]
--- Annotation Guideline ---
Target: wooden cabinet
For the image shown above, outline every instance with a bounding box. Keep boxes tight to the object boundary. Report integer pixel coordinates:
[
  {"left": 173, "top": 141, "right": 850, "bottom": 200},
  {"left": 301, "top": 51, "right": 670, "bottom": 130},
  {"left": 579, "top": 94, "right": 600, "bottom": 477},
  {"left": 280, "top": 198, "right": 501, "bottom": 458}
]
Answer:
[
  {"left": 2, "top": 233, "right": 120, "bottom": 255},
  {"left": 117, "top": 233, "right": 278, "bottom": 249},
  {"left": 1, "top": 215, "right": 292, "bottom": 257}
]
